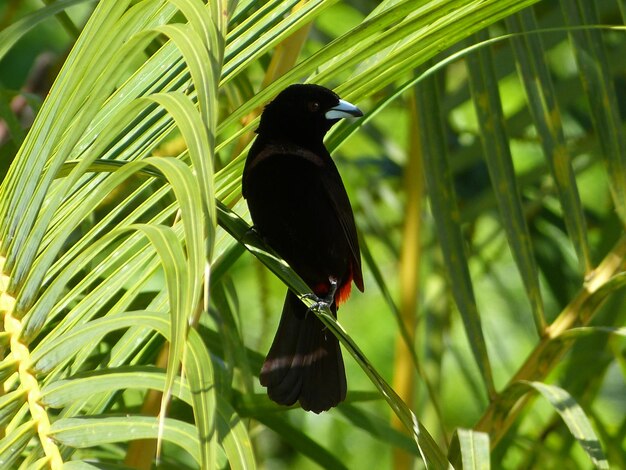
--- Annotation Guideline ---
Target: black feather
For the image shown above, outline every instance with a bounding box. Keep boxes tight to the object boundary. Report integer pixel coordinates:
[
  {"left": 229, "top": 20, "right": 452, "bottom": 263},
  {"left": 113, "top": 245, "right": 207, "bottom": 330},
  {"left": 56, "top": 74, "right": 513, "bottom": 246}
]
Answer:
[{"left": 243, "top": 84, "right": 363, "bottom": 412}]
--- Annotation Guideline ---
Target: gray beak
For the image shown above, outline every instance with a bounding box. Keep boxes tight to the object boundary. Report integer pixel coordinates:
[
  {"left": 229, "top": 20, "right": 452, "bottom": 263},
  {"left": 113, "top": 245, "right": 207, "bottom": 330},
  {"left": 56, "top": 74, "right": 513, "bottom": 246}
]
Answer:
[{"left": 325, "top": 99, "right": 363, "bottom": 120}]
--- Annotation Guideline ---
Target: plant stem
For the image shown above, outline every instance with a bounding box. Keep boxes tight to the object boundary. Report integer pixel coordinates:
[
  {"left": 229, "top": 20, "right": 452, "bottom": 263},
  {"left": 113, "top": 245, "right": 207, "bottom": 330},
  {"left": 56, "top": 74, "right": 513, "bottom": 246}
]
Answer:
[{"left": 474, "top": 234, "right": 626, "bottom": 447}]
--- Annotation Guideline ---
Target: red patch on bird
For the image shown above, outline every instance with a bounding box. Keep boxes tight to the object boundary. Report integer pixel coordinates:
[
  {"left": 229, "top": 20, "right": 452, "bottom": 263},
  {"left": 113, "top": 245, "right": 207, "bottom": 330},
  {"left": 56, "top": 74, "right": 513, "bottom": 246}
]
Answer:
[
  {"left": 336, "top": 271, "right": 353, "bottom": 306},
  {"left": 313, "top": 273, "right": 353, "bottom": 306},
  {"left": 313, "top": 282, "right": 330, "bottom": 296}
]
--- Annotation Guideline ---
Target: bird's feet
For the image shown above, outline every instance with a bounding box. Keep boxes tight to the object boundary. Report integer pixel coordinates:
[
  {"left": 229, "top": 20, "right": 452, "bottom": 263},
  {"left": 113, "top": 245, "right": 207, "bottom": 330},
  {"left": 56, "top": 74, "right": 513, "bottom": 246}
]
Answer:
[
  {"left": 244, "top": 226, "right": 261, "bottom": 242},
  {"left": 303, "top": 276, "right": 338, "bottom": 313}
]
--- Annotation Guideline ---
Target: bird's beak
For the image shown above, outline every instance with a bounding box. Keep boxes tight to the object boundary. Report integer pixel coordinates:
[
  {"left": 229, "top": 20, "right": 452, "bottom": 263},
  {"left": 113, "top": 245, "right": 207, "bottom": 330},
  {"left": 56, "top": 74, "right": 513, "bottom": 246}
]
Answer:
[{"left": 325, "top": 99, "right": 363, "bottom": 120}]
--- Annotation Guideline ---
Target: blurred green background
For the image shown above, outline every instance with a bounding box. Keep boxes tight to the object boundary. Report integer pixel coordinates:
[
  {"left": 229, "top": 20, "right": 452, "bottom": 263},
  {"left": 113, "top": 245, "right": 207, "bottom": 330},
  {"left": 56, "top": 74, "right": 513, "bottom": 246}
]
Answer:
[{"left": 1, "top": 0, "right": 625, "bottom": 469}]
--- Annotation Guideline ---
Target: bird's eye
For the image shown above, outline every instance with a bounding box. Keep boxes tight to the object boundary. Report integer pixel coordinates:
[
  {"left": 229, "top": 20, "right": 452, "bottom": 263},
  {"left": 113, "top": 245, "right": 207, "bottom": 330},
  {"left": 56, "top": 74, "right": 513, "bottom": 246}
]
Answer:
[{"left": 308, "top": 101, "right": 320, "bottom": 112}]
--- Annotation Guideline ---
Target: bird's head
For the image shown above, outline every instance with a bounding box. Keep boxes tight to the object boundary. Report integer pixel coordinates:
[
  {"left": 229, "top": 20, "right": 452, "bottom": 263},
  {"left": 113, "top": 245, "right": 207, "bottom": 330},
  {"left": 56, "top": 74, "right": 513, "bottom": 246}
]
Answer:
[{"left": 256, "top": 84, "right": 362, "bottom": 148}]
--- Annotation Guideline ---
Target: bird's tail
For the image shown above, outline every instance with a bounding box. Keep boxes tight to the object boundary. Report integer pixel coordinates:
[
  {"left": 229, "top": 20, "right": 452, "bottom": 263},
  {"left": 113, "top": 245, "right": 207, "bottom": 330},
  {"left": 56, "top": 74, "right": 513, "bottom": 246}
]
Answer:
[{"left": 259, "top": 290, "right": 346, "bottom": 413}]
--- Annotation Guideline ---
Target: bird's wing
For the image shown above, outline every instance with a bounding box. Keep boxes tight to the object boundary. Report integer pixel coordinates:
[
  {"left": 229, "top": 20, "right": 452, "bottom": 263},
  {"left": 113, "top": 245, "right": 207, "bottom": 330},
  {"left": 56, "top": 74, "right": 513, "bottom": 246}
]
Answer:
[
  {"left": 244, "top": 141, "right": 364, "bottom": 291},
  {"left": 319, "top": 160, "right": 364, "bottom": 292}
]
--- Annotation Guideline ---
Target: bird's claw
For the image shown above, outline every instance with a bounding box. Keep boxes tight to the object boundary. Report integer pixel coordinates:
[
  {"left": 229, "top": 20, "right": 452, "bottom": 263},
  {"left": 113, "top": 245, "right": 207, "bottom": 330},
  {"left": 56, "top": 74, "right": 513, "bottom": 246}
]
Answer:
[
  {"left": 243, "top": 226, "right": 260, "bottom": 244},
  {"left": 304, "top": 276, "right": 338, "bottom": 313},
  {"left": 305, "top": 295, "right": 332, "bottom": 313}
]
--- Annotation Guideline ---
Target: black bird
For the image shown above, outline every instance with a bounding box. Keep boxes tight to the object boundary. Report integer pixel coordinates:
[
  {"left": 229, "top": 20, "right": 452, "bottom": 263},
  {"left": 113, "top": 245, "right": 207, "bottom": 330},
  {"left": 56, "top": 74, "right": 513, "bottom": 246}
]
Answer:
[{"left": 242, "top": 84, "right": 364, "bottom": 413}]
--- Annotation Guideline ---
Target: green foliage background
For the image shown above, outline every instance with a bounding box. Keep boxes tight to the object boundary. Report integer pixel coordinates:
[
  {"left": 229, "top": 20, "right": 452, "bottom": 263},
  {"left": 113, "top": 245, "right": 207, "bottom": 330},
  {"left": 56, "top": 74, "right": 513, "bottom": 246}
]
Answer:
[{"left": 0, "top": 0, "right": 625, "bottom": 468}]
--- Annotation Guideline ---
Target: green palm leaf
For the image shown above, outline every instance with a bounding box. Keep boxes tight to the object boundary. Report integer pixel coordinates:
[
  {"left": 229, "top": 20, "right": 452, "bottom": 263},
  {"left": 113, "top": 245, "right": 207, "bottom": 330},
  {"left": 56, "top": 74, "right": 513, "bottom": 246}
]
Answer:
[{"left": 1, "top": 0, "right": 624, "bottom": 468}]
